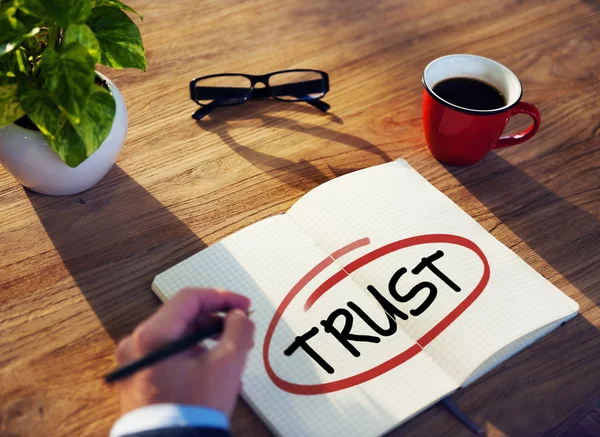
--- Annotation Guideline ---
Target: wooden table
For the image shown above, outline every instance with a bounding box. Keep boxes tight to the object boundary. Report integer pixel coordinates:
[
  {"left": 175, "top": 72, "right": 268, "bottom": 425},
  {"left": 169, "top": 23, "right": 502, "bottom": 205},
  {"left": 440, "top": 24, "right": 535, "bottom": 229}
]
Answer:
[{"left": 1, "top": 0, "right": 599, "bottom": 435}]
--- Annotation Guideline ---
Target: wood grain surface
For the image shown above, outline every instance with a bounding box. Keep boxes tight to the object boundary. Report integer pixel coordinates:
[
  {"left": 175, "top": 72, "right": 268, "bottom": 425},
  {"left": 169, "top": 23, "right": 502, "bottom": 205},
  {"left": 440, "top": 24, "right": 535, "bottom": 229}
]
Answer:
[{"left": 1, "top": 0, "right": 599, "bottom": 436}]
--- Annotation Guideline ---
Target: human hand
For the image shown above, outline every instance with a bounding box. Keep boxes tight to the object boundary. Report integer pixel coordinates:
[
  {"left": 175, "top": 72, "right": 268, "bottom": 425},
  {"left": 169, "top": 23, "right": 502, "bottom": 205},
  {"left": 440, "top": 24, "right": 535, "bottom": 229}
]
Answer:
[{"left": 115, "top": 288, "right": 254, "bottom": 416}]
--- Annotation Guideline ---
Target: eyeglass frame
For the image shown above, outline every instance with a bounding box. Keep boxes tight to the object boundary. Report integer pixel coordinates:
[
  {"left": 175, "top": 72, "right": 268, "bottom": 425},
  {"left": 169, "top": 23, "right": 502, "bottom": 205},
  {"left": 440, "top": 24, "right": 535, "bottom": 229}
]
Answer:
[{"left": 189, "top": 69, "right": 330, "bottom": 119}]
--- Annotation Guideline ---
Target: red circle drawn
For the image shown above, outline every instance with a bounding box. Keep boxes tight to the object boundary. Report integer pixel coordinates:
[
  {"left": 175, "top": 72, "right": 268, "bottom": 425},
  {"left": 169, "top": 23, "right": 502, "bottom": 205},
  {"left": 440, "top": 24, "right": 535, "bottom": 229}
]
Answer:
[{"left": 262, "top": 234, "right": 490, "bottom": 395}]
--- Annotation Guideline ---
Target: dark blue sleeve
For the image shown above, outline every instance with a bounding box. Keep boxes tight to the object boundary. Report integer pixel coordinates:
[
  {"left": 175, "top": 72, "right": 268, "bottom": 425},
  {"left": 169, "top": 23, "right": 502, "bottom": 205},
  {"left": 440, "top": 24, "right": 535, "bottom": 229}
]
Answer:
[{"left": 122, "top": 427, "right": 231, "bottom": 437}]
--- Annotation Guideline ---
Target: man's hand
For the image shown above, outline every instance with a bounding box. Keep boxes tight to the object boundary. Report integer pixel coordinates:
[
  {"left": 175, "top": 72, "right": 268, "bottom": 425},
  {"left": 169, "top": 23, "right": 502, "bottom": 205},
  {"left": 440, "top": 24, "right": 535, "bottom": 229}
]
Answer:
[{"left": 115, "top": 288, "right": 254, "bottom": 416}]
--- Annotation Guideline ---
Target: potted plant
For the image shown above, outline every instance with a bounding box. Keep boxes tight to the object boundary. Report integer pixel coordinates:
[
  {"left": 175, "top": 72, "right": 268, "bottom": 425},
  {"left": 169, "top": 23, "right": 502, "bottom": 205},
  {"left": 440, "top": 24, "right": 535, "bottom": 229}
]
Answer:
[{"left": 0, "top": 0, "right": 145, "bottom": 195}]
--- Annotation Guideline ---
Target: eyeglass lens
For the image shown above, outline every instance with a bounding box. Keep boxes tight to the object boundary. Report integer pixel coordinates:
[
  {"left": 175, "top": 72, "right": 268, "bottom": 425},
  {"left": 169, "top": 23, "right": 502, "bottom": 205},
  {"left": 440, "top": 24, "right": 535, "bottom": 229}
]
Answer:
[
  {"left": 194, "top": 71, "right": 326, "bottom": 106},
  {"left": 194, "top": 75, "right": 252, "bottom": 105},
  {"left": 268, "top": 71, "right": 326, "bottom": 101}
]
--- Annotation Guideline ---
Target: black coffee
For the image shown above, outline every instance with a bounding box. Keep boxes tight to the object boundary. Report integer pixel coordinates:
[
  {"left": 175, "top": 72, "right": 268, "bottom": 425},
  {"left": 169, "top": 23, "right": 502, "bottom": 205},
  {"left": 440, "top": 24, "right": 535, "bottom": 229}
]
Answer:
[{"left": 432, "top": 77, "right": 506, "bottom": 110}]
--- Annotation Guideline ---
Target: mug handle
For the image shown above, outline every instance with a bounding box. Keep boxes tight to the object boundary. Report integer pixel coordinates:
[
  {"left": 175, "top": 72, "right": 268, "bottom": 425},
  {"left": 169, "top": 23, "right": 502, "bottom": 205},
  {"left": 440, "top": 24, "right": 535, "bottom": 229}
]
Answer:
[{"left": 493, "top": 101, "right": 541, "bottom": 149}]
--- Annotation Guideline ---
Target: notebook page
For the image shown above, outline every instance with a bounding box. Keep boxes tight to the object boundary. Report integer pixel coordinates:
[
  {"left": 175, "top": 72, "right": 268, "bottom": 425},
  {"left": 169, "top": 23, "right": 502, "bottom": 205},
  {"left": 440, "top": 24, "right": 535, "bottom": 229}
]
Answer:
[
  {"left": 153, "top": 214, "right": 455, "bottom": 436},
  {"left": 286, "top": 160, "right": 578, "bottom": 386}
]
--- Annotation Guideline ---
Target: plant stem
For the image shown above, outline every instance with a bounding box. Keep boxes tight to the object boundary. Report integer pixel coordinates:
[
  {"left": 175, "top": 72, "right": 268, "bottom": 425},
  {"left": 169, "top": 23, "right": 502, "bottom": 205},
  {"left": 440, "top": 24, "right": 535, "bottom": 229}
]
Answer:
[{"left": 48, "top": 24, "right": 60, "bottom": 51}]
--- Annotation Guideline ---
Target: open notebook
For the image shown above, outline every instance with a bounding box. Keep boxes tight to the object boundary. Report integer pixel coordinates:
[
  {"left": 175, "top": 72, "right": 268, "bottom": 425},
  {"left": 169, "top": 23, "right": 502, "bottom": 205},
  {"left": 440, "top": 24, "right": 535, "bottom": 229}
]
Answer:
[{"left": 152, "top": 160, "right": 578, "bottom": 437}]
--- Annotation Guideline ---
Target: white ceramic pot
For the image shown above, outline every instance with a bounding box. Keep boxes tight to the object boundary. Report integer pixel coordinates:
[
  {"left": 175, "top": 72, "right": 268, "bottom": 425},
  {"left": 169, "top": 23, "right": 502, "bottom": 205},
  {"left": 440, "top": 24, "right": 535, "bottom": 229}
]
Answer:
[{"left": 0, "top": 72, "right": 127, "bottom": 196}]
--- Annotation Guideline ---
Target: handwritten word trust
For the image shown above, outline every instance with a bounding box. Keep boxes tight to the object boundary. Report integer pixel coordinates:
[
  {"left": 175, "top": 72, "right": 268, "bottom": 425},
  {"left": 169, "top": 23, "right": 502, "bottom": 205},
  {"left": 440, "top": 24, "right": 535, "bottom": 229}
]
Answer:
[{"left": 284, "top": 250, "right": 460, "bottom": 374}]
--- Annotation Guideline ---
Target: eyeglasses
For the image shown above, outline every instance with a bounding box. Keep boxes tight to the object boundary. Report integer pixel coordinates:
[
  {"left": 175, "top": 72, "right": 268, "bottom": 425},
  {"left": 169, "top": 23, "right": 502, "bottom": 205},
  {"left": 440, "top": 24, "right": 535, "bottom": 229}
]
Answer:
[{"left": 189, "top": 69, "right": 330, "bottom": 120}]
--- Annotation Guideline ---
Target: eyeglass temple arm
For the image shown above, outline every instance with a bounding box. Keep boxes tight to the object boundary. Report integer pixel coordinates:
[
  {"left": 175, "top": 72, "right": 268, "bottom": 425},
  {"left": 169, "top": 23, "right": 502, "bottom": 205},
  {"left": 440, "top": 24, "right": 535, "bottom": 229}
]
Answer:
[
  {"left": 192, "top": 104, "right": 215, "bottom": 120},
  {"left": 306, "top": 99, "right": 330, "bottom": 112}
]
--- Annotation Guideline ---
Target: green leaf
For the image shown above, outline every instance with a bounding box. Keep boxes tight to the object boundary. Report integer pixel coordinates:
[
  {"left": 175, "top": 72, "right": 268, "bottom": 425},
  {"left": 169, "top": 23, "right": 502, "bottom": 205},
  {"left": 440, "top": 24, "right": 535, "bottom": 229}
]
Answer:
[
  {"left": 16, "top": 0, "right": 91, "bottom": 27},
  {"left": 18, "top": 83, "right": 68, "bottom": 141},
  {"left": 0, "top": 14, "right": 40, "bottom": 56},
  {"left": 88, "top": 7, "right": 145, "bottom": 71},
  {"left": 72, "top": 85, "right": 115, "bottom": 156},
  {"left": 0, "top": 46, "right": 30, "bottom": 76},
  {"left": 0, "top": 1, "right": 17, "bottom": 15},
  {"left": 40, "top": 44, "right": 95, "bottom": 124},
  {"left": 63, "top": 24, "right": 100, "bottom": 63},
  {"left": 90, "top": 0, "right": 142, "bottom": 20},
  {"left": 18, "top": 83, "right": 115, "bottom": 167},
  {"left": 14, "top": 8, "right": 43, "bottom": 28},
  {"left": 0, "top": 81, "right": 25, "bottom": 126}
]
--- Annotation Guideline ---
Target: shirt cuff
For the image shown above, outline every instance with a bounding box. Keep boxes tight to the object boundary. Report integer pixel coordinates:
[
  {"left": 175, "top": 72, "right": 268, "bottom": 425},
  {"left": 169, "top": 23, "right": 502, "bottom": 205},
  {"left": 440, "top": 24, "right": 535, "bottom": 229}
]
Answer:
[{"left": 110, "top": 404, "right": 229, "bottom": 437}]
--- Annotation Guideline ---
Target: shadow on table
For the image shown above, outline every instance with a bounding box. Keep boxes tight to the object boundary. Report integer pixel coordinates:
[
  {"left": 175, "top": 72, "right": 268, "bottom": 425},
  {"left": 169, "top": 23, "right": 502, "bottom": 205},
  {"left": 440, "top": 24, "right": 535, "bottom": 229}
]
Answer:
[
  {"left": 27, "top": 164, "right": 379, "bottom": 433},
  {"left": 195, "top": 100, "right": 392, "bottom": 191},
  {"left": 26, "top": 165, "right": 208, "bottom": 341},
  {"left": 444, "top": 152, "right": 599, "bottom": 436},
  {"left": 390, "top": 152, "right": 600, "bottom": 436},
  {"left": 446, "top": 152, "right": 600, "bottom": 305}
]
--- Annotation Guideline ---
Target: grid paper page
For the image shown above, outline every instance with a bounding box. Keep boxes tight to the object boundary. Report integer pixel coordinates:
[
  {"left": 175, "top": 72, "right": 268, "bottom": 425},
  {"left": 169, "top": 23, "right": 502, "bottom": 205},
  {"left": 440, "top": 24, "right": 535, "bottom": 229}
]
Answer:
[
  {"left": 287, "top": 160, "right": 579, "bottom": 386},
  {"left": 153, "top": 214, "right": 457, "bottom": 437}
]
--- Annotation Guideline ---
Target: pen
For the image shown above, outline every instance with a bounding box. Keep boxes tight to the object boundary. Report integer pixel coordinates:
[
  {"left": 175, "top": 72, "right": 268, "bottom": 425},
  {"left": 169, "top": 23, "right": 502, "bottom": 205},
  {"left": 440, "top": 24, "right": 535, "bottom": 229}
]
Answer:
[{"left": 105, "top": 310, "right": 252, "bottom": 383}]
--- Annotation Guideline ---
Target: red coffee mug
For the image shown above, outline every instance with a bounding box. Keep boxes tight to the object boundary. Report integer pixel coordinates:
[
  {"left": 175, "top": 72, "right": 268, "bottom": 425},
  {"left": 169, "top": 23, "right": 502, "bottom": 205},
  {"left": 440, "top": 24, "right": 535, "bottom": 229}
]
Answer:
[{"left": 422, "top": 54, "right": 541, "bottom": 166}]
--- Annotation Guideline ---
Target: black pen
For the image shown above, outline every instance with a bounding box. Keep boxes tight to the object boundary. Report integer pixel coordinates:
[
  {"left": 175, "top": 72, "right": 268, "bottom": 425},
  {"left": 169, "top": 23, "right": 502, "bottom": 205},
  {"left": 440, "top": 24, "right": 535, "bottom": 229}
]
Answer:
[{"left": 105, "top": 311, "right": 251, "bottom": 383}]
